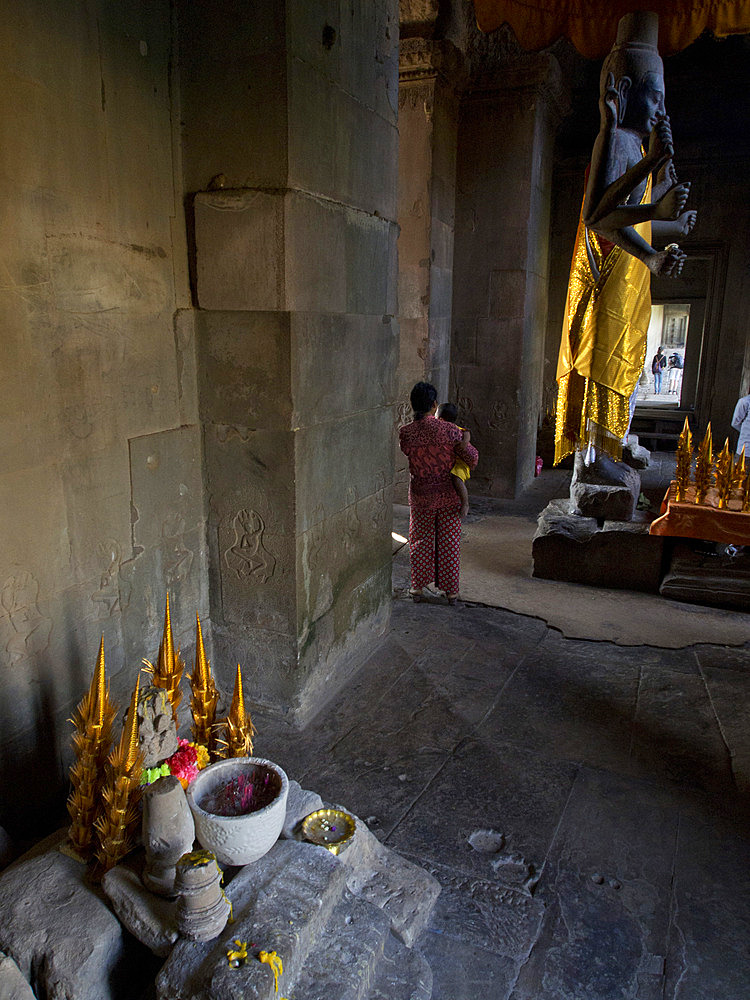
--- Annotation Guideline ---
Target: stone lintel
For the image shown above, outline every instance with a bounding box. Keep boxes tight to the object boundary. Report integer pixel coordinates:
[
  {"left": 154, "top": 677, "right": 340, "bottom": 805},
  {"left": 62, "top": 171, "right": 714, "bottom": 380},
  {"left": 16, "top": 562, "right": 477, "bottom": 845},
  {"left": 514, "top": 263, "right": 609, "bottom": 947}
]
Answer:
[
  {"left": 464, "top": 51, "right": 570, "bottom": 122},
  {"left": 399, "top": 37, "right": 463, "bottom": 87}
]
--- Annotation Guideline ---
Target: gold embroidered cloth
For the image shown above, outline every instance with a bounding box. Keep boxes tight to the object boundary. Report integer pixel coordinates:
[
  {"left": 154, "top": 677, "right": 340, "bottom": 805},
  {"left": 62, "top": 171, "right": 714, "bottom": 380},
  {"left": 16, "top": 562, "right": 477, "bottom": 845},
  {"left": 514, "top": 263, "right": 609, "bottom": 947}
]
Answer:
[{"left": 554, "top": 179, "right": 652, "bottom": 464}]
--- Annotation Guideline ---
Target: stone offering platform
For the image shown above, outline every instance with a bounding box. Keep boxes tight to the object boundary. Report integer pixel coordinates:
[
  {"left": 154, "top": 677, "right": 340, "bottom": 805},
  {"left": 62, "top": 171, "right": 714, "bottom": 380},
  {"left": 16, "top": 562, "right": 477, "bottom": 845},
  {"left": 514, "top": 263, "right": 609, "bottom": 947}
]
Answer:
[{"left": 0, "top": 781, "right": 439, "bottom": 1000}]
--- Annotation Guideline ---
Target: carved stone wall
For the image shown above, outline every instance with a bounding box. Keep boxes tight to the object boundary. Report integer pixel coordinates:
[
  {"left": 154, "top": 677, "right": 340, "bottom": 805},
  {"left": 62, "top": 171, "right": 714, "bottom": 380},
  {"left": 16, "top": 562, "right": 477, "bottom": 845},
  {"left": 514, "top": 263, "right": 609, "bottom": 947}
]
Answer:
[
  {"left": 182, "top": 0, "right": 399, "bottom": 726},
  {"left": 451, "top": 53, "right": 569, "bottom": 497},
  {"left": 396, "top": 37, "right": 463, "bottom": 500},
  {"left": 0, "top": 0, "right": 206, "bottom": 837}
]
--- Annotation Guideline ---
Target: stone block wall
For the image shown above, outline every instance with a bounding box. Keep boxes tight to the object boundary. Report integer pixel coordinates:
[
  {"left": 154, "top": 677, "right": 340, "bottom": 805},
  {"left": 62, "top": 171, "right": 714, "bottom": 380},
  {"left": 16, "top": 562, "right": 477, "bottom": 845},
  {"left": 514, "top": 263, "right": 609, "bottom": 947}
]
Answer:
[
  {"left": 0, "top": 0, "right": 204, "bottom": 838},
  {"left": 396, "top": 38, "right": 460, "bottom": 500},
  {"left": 452, "top": 55, "right": 565, "bottom": 498},
  {"left": 182, "top": 1, "right": 400, "bottom": 727}
]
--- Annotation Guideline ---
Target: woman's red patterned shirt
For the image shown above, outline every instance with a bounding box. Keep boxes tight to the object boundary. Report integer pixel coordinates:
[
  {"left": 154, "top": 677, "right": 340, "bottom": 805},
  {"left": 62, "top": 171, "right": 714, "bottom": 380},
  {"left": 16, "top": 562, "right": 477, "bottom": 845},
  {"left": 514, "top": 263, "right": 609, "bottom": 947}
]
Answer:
[{"left": 399, "top": 416, "right": 478, "bottom": 512}]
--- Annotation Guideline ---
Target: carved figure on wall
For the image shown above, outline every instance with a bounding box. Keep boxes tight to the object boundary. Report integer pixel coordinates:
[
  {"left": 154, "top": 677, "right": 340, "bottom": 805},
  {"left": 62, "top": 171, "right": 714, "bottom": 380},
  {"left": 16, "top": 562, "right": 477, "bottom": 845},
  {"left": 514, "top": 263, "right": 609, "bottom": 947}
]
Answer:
[
  {"left": 91, "top": 538, "right": 126, "bottom": 617},
  {"left": 162, "top": 512, "right": 194, "bottom": 587},
  {"left": 226, "top": 508, "right": 276, "bottom": 584},
  {"left": 555, "top": 11, "right": 697, "bottom": 465},
  {"left": 1, "top": 570, "right": 52, "bottom": 663}
]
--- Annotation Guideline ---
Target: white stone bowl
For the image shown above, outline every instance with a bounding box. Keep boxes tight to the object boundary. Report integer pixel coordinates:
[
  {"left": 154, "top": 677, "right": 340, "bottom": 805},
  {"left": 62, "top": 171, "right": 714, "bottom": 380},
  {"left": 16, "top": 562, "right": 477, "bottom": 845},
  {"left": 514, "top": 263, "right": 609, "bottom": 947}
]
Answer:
[{"left": 186, "top": 757, "right": 289, "bottom": 866}]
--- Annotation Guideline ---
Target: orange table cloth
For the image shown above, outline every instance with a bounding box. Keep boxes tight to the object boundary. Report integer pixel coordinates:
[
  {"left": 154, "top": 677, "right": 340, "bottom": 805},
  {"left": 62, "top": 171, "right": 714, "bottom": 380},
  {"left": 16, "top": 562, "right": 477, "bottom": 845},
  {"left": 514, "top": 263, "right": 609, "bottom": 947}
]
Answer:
[{"left": 649, "top": 482, "right": 750, "bottom": 545}]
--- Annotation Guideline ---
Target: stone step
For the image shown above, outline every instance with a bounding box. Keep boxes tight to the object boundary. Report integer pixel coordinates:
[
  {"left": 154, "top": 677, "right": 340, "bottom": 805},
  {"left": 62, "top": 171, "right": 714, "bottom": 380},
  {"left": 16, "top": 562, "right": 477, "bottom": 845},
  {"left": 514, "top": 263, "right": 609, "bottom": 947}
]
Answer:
[
  {"left": 369, "top": 933, "right": 432, "bottom": 1000},
  {"left": 156, "top": 839, "right": 347, "bottom": 999},
  {"left": 287, "top": 889, "right": 391, "bottom": 999},
  {"left": 273, "top": 888, "right": 432, "bottom": 1000}
]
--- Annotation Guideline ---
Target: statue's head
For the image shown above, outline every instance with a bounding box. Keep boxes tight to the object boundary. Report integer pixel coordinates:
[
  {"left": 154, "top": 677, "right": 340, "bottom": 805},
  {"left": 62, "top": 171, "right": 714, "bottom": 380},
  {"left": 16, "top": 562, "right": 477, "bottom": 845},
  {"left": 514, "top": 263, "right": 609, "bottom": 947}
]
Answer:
[{"left": 600, "top": 11, "right": 665, "bottom": 138}]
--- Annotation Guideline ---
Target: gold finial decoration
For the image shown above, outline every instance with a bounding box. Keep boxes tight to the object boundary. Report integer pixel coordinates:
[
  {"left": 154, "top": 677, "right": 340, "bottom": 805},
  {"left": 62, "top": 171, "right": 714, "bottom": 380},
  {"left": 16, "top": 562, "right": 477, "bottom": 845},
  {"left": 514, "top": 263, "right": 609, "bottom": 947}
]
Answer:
[
  {"left": 714, "top": 439, "right": 734, "bottom": 509},
  {"left": 674, "top": 416, "right": 693, "bottom": 502},
  {"left": 742, "top": 452, "right": 750, "bottom": 513},
  {"left": 66, "top": 637, "right": 119, "bottom": 860},
  {"left": 94, "top": 673, "right": 145, "bottom": 875},
  {"left": 144, "top": 593, "right": 185, "bottom": 725},
  {"left": 217, "top": 664, "right": 256, "bottom": 759},
  {"left": 693, "top": 423, "right": 713, "bottom": 505},
  {"left": 189, "top": 613, "right": 218, "bottom": 754},
  {"left": 733, "top": 446, "right": 746, "bottom": 498}
]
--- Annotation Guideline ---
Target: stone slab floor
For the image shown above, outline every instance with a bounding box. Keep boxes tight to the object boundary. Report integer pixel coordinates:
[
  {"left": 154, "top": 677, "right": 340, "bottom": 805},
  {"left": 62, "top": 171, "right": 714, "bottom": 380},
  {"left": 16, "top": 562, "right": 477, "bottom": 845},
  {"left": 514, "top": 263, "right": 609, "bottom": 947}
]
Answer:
[{"left": 255, "top": 462, "right": 750, "bottom": 999}]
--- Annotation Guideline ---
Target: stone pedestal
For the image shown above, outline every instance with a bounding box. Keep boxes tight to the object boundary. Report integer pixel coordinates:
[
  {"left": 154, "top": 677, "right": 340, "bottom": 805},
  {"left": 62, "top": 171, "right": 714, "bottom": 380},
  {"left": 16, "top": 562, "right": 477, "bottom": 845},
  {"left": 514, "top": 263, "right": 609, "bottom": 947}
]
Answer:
[
  {"left": 174, "top": 851, "right": 231, "bottom": 943},
  {"left": 660, "top": 541, "right": 750, "bottom": 609},
  {"left": 451, "top": 54, "right": 569, "bottom": 498},
  {"left": 142, "top": 776, "right": 195, "bottom": 896},
  {"left": 532, "top": 499, "right": 665, "bottom": 592},
  {"left": 180, "top": 1, "right": 400, "bottom": 726},
  {"left": 570, "top": 452, "right": 641, "bottom": 521}
]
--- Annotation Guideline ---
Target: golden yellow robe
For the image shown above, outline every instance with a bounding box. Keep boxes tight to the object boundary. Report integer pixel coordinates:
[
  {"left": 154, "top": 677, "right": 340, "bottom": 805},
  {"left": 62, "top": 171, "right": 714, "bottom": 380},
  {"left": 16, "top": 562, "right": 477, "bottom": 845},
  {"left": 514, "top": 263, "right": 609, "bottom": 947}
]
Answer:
[{"left": 554, "top": 177, "right": 652, "bottom": 464}]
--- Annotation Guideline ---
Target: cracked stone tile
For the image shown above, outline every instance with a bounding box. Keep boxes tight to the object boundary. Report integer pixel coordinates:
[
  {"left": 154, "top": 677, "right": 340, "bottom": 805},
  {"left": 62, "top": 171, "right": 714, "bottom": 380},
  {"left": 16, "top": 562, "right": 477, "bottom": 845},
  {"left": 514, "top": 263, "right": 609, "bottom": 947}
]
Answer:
[
  {"left": 511, "top": 768, "right": 679, "bottom": 1000},
  {"left": 629, "top": 666, "right": 735, "bottom": 795},
  {"left": 386, "top": 739, "right": 577, "bottom": 890},
  {"left": 663, "top": 812, "right": 750, "bottom": 1000},
  {"left": 476, "top": 642, "right": 639, "bottom": 772}
]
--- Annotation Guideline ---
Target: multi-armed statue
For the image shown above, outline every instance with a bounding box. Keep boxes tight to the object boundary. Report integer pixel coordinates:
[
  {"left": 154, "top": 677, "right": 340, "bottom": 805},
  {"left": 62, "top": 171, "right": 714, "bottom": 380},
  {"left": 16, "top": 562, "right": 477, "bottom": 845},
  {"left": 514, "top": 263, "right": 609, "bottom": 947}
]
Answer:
[{"left": 555, "top": 11, "right": 697, "bottom": 467}]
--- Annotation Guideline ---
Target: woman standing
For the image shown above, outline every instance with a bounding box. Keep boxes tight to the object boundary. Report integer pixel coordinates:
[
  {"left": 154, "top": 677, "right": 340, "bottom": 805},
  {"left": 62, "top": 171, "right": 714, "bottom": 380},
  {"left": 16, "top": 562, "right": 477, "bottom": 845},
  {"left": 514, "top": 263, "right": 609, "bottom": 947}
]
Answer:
[{"left": 399, "top": 382, "right": 478, "bottom": 604}]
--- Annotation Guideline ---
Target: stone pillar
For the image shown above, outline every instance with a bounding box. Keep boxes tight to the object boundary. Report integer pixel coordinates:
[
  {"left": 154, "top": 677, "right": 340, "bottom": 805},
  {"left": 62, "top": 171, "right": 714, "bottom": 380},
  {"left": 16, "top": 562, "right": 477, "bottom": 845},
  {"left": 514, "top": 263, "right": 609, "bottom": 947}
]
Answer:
[
  {"left": 396, "top": 37, "right": 462, "bottom": 499},
  {"left": 451, "top": 54, "right": 568, "bottom": 497},
  {"left": 179, "top": 1, "right": 399, "bottom": 725}
]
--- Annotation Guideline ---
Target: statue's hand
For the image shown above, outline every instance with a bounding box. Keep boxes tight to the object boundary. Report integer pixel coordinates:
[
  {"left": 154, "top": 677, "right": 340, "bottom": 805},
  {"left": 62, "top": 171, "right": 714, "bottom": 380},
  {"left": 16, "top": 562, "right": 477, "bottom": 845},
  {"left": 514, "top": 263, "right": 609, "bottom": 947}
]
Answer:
[
  {"left": 647, "top": 245, "right": 686, "bottom": 277},
  {"left": 599, "top": 72, "right": 619, "bottom": 129},
  {"left": 654, "top": 181, "right": 691, "bottom": 221},
  {"left": 677, "top": 209, "right": 697, "bottom": 236},
  {"left": 648, "top": 114, "right": 674, "bottom": 167}
]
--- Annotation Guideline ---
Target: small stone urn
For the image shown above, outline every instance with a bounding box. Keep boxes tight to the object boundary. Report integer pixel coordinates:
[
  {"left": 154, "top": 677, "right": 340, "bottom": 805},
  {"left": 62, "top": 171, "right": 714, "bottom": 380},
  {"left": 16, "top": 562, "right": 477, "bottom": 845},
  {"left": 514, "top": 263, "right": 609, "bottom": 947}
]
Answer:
[
  {"left": 186, "top": 757, "right": 289, "bottom": 866},
  {"left": 142, "top": 776, "right": 195, "bottom": 896},
  {"left": 174, "top": 849, "right": 231, "bottom": 942}
]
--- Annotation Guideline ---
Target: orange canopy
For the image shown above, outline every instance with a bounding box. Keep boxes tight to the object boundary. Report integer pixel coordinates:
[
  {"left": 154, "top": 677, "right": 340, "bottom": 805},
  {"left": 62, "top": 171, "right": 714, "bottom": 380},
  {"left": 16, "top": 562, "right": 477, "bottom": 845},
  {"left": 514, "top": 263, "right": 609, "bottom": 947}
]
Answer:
[{"left": 472, "top": 0, "right": 750, "bottom": 57}]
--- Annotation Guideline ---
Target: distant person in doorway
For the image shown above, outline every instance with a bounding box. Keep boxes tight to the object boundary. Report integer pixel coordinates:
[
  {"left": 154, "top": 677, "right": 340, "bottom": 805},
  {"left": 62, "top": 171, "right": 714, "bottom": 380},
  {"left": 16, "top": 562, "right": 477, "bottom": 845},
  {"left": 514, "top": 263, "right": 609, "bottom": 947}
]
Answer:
[
  {"left": 437, "top": 402, "right": 471, "bottom": 519},
  {"left": 652, "top": 346, "right": 667, "bottom": 393},
  {"left": 731, "top": 389, "right": 750, "bottom": 458},
  {"left": 667, "top": 351, "right": 683, "bottom": 395},
  {"left": 399, "top": 383, "right": 478, "bottom": 605}
]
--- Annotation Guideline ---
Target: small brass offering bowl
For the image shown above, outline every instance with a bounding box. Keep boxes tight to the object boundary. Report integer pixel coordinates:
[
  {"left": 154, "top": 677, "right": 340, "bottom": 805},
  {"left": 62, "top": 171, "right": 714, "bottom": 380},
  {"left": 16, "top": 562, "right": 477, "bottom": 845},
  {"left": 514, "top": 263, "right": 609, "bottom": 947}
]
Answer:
[{"left": 301, "top": 808, "right": 356, "bottom": 856}]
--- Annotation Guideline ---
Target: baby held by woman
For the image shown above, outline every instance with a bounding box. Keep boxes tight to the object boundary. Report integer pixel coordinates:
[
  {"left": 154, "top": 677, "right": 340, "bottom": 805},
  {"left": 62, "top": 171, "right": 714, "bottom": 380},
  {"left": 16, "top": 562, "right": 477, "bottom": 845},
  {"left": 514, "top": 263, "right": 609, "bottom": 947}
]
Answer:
[{"left": 437, "top": 402, "right": 472, "bottom": 518}]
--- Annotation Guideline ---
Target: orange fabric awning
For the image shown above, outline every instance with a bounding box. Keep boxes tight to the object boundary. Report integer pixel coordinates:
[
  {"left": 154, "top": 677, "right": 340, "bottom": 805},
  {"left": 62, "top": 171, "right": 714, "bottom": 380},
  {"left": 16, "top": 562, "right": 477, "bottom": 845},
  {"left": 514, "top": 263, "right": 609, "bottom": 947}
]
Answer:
[{"left": 472, "top": 0, "right": 750, "bottom": 57}]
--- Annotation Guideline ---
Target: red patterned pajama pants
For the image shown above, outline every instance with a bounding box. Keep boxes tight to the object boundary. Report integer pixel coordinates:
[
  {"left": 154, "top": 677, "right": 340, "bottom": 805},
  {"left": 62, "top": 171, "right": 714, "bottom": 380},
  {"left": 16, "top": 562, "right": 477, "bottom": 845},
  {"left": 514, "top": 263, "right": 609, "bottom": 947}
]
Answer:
[{"left": 409, "top": 505, "right": 462, "bottom": 595}]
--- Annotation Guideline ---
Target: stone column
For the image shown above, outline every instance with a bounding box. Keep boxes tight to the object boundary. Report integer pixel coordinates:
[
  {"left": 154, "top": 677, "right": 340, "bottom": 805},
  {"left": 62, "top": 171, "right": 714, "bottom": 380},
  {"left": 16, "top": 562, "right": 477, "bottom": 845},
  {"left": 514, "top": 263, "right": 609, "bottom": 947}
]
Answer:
[
  {"left": 396, "top": 37, "right": 462, "bottom": 498},
  {"left": 451, "top": 54, "right": 568, "bottom": 497},
  {"left": 179, "top": 1, "right": 399, "bottom": 726}
]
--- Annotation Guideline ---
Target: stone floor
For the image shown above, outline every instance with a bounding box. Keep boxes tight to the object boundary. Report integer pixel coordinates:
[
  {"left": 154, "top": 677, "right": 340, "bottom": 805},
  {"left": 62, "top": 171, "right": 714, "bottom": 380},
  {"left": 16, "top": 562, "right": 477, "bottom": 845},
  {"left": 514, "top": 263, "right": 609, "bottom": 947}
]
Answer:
[{"left": 256, "top": 459, "right": 750, "bottom": 1000}]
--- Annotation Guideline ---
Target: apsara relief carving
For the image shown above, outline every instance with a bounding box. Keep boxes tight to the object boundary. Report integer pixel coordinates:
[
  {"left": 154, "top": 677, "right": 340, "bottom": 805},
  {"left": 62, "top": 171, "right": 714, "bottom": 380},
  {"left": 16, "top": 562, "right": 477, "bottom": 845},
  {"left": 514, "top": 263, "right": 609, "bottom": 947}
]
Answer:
[{"left": 225, "top": 509, "right": 276, "bottom": 584}]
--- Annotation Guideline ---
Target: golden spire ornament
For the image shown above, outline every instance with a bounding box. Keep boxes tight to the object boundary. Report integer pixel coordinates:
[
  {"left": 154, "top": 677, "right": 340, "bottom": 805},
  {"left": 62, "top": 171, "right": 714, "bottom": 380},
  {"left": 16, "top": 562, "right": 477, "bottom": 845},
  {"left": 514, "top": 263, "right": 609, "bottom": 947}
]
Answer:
[
  {"left": 217, "top": 664, "right": 256, "bottom": 759},
  {"left": 693, "top": 423, "right": 713, "bottom": 505},
  {"left": 94, "top": 673, "right": 145, "bottom": 874},
  {"left": 674, "top": 416, "right": 693, "bottom": 502},
  {"left": 742, "top": 456, "right": 750, "bottom": 513},
  {"left": 189, "top": 613, "right": 218, "bottom": 754},
  {"left": 66, "top": 638, "right": 118, "bottom": 860},
  {"left": 714, "top": 439, "right": 735, "bottom": 509},
  {"left": 733, "top": 447, "right": 746, "bottom": 499},
  {"left": 144, "top": 593, "right": 185, "bottom": 725}
]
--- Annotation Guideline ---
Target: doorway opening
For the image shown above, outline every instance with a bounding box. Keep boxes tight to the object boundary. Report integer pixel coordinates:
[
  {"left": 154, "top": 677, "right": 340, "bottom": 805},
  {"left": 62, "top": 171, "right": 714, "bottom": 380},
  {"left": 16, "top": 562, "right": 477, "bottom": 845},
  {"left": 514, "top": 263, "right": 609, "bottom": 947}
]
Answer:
[{"left": 636, "top": 303, "right": 690, "bottom": 406}]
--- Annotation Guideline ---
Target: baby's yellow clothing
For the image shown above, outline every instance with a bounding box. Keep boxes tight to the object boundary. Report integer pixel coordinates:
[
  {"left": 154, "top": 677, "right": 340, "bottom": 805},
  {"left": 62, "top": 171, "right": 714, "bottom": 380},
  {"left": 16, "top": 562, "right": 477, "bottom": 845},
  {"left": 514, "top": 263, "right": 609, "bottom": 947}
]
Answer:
[{"left": 451, "top": 426, "right": 471, "bottom": 481}]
